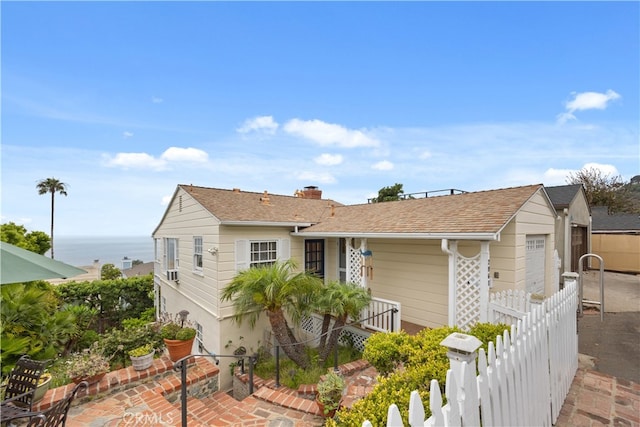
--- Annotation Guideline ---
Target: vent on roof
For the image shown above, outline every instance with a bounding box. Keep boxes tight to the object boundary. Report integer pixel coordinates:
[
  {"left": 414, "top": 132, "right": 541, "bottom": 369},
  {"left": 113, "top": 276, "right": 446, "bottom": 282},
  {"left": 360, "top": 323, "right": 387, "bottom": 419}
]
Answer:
[
  {"left": 233, "top": 188, "right": 241, "bottom": 193},
  {"left": 260, "top": 190, "right": 270, "bottom": 205}
]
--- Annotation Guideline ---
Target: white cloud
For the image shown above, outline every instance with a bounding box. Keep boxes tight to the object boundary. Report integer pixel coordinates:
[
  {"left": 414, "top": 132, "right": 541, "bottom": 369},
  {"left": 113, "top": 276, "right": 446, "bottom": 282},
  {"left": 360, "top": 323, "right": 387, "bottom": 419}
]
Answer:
[
  {"left": 296, "top": 171, "right": 337, "bottom": 184},
  {"left": 237, "top": 116, "right": 279, "bottom": 134},
  {"left": 418, "top": 150, "right": 432, "bottom": 160},
  {"left": 161, "top": 147, "right": 209, "bottom": 163},
  {"left": 581, "top": 162, "right": 620, "bottom": 177},
  {"left": 314, "top": 153, "right": 343, "bottom": 166},
  {"left": 104, "top": 152, "right": 167, "bottom": 170},
  {"left": 104, "top": 147, "right": 208, "bottom": 170},
  {"left": 543, "top": 163, "right": 620, "bottom": 186},
  {"left": 542, "top": 168, "right": 573, "bottom": 185},
  {"left": 283, "top": 119, "right": 380, "bottom": 148},
  {"left": 123, "top": 131, "right": 133, "bottom": 138},
  {"left": 161, "top": 195, "right": 172, "bottom": 206},
  {"left": 557, "top": 90, "right": 621, "bottom": 124},
  {"left": 372, "top": 160, "right": 394, "bottom": 171},
  {"left": 151, "top": 96, "right": 163, "bottom": 104}
]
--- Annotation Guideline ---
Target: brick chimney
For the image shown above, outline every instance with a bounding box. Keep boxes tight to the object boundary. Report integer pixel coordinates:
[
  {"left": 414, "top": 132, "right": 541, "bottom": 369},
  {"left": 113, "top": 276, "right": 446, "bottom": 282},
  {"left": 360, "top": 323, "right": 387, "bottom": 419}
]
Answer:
[{"left": 302, "top": 186, "right": 322, "bottom": 199}]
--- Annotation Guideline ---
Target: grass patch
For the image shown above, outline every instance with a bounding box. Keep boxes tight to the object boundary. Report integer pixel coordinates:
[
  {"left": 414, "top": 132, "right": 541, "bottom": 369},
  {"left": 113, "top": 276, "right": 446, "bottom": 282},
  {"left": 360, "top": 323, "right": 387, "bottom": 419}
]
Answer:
[{"left": 254, "top": 345, "right": 362, "bottom": 389}]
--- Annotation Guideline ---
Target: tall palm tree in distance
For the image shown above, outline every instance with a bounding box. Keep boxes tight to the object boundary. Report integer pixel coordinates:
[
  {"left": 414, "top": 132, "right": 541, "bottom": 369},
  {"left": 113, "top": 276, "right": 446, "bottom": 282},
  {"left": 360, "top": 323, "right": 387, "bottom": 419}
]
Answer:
[{"left": 36, "top": 177, "right": 68, "bottom": 259}]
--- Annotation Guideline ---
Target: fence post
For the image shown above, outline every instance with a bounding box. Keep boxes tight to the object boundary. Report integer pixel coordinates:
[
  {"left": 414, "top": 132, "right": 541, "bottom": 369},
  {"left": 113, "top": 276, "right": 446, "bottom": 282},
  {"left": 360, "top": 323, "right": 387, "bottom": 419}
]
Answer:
[
  {"left": 562, "top": 272, "right": 579, "bottom": 311},
  {"left": 440, "top": 332, "right": 482, "bottom": 390}
]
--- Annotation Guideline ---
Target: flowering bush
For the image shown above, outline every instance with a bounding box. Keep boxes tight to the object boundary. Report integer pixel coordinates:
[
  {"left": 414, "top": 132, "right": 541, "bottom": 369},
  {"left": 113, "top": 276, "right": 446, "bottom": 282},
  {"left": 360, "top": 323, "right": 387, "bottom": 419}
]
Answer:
[{"left": 66, "top": 342, "right": 122, "bottom": 379}]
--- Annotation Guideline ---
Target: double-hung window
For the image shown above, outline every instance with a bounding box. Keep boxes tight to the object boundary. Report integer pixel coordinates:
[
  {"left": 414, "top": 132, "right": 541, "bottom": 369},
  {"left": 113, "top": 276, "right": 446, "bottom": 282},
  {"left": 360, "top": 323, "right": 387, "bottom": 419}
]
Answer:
[
  {"left": 250, "top": 241, "right": 278, "bottom": 267},
  {"left": 193, "top": 236, "right": 203, "bottom": 272},
  {"left": 236, "top": 239, "right": 289, "bottom": 272},
  {"left": 164, "top": 238, "right": 179, "bottom": 271},
  {"left": 154, "top": 238, "right": 163, "bottom": 263}
]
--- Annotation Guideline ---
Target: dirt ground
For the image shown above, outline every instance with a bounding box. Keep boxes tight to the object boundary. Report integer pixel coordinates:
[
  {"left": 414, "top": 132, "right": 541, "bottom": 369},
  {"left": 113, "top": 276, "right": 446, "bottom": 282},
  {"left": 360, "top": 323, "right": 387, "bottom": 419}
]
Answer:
[{"left": 577, "top": 270, "right": 640, "bottom": 383}]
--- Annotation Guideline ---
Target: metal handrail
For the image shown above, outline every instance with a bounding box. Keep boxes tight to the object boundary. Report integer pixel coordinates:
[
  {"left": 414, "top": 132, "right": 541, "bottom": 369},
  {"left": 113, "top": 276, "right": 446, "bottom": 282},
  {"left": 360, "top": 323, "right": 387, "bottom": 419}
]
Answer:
[
  {"left": 173, "top": 352, "right": 256, "bottom": 427},
  {"left": 578, "top": 253, "right": 605, "bottom": 321},
  {"left": 172, "top": 307, "right": 398, "bottom": 426}
]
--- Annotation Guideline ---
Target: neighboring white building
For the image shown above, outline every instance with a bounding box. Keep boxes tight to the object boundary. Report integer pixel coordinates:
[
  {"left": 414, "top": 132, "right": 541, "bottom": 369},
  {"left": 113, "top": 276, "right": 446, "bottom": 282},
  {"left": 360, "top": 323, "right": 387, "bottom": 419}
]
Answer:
[{"left": 152, "top": 184, "right": 557, "bottom": 389}]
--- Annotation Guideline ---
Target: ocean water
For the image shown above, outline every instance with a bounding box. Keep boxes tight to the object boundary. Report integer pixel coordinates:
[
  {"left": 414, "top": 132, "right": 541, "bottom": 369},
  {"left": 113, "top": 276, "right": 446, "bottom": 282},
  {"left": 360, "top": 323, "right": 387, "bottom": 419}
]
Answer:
[{"left": 47, "top": 236, "right": 155, "bottom": 268}]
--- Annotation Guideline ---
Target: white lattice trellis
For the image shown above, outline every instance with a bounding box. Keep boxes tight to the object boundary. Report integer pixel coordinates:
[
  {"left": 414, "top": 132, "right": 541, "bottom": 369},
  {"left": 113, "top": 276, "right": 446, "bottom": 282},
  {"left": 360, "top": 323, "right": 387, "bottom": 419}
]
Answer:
[
  {"left": 300, "top": 314, "right": 370, "bottom": 352},
  {"left": 456, "top": 253, "right": 481, "bottom": 331},
  {"left": 347, "top": 243, "right": 363, "bottom": 286}
]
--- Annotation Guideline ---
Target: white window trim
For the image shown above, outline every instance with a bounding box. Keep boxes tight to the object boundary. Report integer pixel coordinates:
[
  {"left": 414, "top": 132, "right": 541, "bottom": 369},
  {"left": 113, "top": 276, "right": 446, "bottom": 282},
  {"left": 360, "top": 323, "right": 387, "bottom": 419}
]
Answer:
[
  {"left": 235, "top": 239, "right": 290, "bottom": 272},
  {"left": 193, "top": 236, "right": 203, "bottom": 273},
  {"left": 250, "top": 240, "right": 278, "bottom": 268},
  {"left": 164, "top": 237, "right": 179, "bottom": 272}
]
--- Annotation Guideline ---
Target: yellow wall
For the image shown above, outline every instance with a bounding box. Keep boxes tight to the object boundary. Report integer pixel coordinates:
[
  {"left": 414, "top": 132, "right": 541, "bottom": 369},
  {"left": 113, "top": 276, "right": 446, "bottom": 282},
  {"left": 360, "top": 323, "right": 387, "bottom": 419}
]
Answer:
[{"left": 591, "top": 234, "right": 640, "bottom": 273}]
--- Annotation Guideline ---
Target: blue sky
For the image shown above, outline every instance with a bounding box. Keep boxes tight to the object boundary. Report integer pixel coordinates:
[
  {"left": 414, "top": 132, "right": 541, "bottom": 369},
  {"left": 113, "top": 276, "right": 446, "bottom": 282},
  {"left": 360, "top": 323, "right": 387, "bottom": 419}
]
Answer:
[{"left": 2, "top": 1, "right": 638, "bottom": 237}]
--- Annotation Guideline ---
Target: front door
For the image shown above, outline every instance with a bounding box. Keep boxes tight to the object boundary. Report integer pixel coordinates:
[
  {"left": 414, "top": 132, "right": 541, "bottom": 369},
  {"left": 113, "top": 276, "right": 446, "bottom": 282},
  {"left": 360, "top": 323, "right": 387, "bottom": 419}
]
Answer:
[
  {"left": 571, "top": 226, "right": 588, "bottom": 272},
  {"left": 304, "top": 239, "right": 325, "bottom": 278}
]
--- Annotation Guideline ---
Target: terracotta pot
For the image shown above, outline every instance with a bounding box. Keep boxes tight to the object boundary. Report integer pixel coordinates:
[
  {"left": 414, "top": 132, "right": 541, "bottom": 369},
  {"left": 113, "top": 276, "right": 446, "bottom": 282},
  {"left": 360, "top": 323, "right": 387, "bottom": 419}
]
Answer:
[
  {"left": 164, "top": 337, "right": 195, "bottom": 362},
  {"left": 316, "top": 397, "right": 337, "bottom": 418},
  {"left": 72, "top": 371, "right": 106, "bottom": 385}
]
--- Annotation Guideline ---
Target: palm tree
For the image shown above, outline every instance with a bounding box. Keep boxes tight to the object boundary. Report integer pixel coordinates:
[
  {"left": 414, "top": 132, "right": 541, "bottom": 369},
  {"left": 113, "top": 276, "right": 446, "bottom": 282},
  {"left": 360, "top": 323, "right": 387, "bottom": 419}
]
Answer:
[
  {"left": 36, "top": 177, "right": 68, "bottom": 259},
  {"left": 221, "top": 260, "right": 323, "bottom": 369},
  {"left": 316, "top": 281, "right": 371, "bottom": 365}
]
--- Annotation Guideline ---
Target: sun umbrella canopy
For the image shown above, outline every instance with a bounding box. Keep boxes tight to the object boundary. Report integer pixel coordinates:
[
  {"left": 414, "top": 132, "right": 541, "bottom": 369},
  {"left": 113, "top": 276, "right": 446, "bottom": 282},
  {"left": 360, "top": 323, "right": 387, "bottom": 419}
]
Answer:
[{"left": 0, "top": 242, "right": 87, "bottom": 285}]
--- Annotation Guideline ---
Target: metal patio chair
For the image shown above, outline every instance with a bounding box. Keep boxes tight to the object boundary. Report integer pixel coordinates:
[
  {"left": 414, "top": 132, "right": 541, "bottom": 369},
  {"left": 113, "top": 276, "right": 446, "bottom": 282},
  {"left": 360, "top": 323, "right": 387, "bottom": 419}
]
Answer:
[
  {"left": 1, "top": 355, "right": 50, "bottom": 425},
  {"left": 25, "top": 381, "right": 88, "bottom": 427}
]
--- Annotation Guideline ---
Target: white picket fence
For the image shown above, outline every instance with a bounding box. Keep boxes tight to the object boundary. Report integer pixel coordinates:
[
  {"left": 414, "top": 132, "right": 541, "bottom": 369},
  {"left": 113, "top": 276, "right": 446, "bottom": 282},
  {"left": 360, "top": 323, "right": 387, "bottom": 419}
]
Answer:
[
  {"left": 488, "top": 289, "right": 534, "bottom": 325},
  {"left": 363, "top": 278, "right": 578, "bottom": 427}
]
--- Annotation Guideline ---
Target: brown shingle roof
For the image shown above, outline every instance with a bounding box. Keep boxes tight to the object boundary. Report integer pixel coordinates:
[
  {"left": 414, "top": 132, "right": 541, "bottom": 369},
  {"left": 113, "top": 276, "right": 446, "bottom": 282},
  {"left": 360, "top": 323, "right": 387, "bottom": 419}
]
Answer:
[
  {"left": 180, "top": 185, "right": 342, "bottom": 224},
  {"left": 297, "top": 184, "right": 545, "bottom": 235}
]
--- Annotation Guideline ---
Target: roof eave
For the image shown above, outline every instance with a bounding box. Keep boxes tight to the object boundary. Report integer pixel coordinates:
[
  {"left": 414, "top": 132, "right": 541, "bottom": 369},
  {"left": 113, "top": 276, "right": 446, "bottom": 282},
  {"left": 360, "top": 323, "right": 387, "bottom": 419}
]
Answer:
[
  {"left": 290, "top": 231, "right": 501, "bottom": 240},
  {"left": 592, "top": 229, "right": 640, "bottom": 234},
  {"left": 221, "top": 221, "right": 314, "bottom": 227}
]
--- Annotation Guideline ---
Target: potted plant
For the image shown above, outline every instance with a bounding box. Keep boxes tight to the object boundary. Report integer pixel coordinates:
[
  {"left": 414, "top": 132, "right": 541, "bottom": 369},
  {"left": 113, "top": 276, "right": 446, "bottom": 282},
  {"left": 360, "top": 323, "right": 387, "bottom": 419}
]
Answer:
[
  {"left": 316, "top": 370, "right": 346, "bottom": 418},
  {"left": 33, "top": 372, "right": 52, "bottom": 403},
  {"left": 160, "top": 311, "right": 197, "bottom": 362},
  {"left": 66, "top": 342, "right": 122, "bottom": 385},
  {"left": 128, "top": 343, "right": 155, "bottom": 371}
]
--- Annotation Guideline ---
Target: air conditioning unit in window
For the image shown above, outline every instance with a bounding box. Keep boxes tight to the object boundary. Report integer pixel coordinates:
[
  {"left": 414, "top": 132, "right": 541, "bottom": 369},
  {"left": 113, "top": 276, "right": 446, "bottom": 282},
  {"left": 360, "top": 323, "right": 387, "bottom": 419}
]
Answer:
[{"left": 166, "top": 270, "right": 179, "bottom": 282}]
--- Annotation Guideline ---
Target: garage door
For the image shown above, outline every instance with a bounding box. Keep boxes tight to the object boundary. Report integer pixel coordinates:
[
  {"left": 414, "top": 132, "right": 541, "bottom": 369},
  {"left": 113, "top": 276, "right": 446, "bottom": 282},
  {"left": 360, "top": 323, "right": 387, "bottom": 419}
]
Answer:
[{"left": 526, "top": 235, "right": 545, "bottom": 295}]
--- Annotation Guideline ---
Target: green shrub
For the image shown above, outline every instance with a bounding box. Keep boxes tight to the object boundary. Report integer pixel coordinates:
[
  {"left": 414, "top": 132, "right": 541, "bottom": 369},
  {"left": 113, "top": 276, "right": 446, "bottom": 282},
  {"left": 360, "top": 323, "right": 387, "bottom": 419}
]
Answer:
[
  {"left": 175, "top": 327, "right": 196, "bottom": 340},
  {"left": 99, "top": 324, "right": 162, "bottom": 369},
  {"left": 338, "top": 323, "right": 505, "bottom": 426},
  {"left": 468, "top": 322, "right": 510, "bottom": 352},
  {"left": 362, "top": 330, "right": 412, "bottom": 376},
  {"left": 160, "top": 323, "right": 181, "bottom": 340}
]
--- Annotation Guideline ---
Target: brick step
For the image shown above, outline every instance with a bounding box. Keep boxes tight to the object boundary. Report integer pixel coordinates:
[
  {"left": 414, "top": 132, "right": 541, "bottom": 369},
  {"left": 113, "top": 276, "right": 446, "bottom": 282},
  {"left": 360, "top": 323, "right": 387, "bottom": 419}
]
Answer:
[
  {"left": 181, "top": 391, "right": 266, "bottom": 425},
  {"left": 253, "top": 386, "right": 322, "bottom": 416}
]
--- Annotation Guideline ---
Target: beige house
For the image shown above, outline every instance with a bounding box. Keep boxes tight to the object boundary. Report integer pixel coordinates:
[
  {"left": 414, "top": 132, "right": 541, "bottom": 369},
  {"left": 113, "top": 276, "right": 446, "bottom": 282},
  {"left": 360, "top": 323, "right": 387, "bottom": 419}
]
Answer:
[
  {"left": 152, "top": 183, "right": 557, "bottom": 388},
  {"left": 545, "top": 184, "right": 591, "bottom": 284}
]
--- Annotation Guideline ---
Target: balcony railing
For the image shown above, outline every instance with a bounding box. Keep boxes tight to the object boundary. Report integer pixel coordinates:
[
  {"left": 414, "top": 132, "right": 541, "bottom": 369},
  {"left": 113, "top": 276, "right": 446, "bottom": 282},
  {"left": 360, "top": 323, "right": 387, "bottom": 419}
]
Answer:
[{"left": 362, "top": 297, "right": 401, "bottom": 332}]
